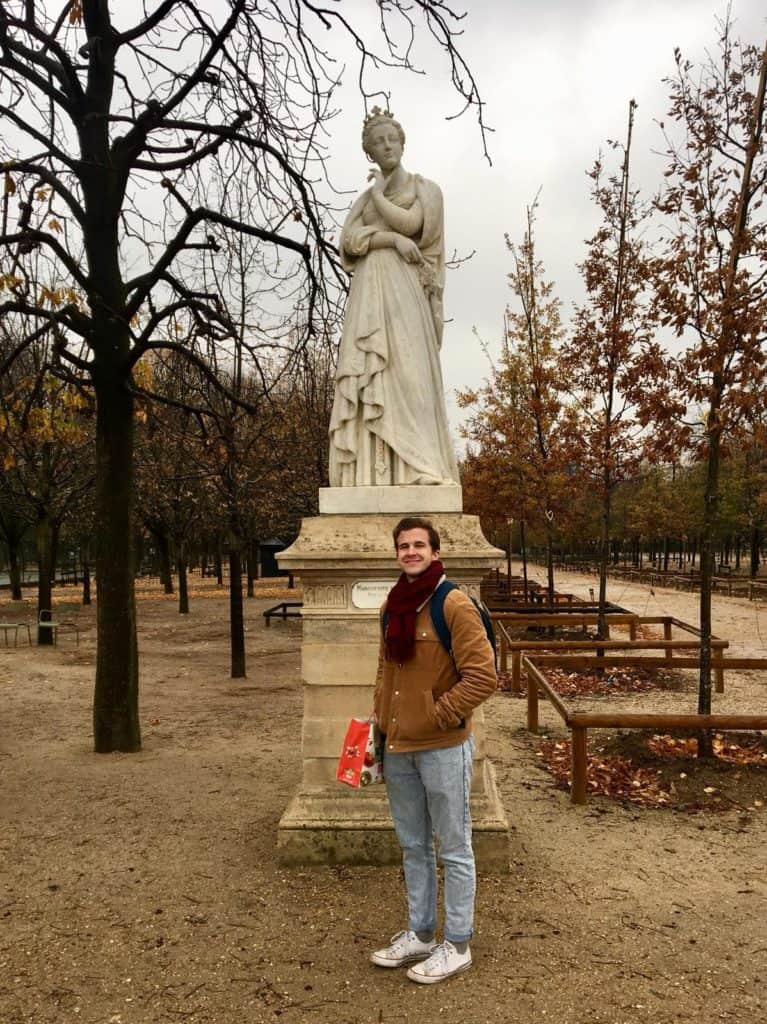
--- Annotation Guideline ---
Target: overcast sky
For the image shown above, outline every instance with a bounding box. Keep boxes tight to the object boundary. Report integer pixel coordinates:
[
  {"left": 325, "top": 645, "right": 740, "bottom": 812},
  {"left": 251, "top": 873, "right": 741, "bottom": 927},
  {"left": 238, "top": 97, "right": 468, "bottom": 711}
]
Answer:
[{"left": 324, "top": 0, "right": 767, "bottom": 443}]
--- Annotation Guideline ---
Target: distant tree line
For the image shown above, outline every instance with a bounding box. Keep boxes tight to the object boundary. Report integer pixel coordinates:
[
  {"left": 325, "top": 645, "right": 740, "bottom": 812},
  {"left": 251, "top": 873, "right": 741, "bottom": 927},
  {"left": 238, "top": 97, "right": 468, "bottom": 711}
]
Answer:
[{"left": 459, "top": 23, "right": 767, "bottom": 740}]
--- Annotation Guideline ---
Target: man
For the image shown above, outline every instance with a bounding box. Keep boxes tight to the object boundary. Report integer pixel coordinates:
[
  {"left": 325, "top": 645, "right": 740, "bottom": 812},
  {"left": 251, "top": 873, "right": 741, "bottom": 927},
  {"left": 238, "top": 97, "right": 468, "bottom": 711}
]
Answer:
[{"left": 370, "top": 516, "right": 497, "bottom": 984}]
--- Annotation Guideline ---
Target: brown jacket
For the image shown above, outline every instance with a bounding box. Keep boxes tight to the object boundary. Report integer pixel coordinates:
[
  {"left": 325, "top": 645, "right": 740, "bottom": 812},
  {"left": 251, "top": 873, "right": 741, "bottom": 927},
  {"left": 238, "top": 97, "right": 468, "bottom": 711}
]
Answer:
[{"left": 373, "top": 587, "right": 497, "bottom": 754}]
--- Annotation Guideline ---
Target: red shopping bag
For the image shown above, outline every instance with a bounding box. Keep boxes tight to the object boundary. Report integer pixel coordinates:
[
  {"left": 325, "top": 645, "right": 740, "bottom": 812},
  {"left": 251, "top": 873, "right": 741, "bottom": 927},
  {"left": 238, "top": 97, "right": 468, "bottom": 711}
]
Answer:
[{"left": 336, "top": 717, "right": 384, "bottom": 788}]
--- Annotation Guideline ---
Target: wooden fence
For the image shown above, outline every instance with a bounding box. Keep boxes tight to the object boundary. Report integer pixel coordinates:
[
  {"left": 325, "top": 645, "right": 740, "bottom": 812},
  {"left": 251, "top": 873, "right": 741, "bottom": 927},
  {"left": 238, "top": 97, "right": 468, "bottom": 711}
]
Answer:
[{"left": 522, "top": 653, "right": 767, "bottom": 805}]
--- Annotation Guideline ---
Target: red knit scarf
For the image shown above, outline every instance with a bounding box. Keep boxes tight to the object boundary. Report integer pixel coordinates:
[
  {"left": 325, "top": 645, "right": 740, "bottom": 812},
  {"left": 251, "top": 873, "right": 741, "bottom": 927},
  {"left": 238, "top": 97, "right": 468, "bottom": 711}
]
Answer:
[{"left": 384, "top": 560, "right": 444, "bottom": 663}]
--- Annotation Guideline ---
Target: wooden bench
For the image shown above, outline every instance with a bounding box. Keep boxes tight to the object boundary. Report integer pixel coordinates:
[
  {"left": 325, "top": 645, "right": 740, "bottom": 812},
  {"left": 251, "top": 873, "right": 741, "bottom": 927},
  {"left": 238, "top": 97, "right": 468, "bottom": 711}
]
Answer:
[{"left": 263, "top": 601, "right": 302, "bottom": 627}]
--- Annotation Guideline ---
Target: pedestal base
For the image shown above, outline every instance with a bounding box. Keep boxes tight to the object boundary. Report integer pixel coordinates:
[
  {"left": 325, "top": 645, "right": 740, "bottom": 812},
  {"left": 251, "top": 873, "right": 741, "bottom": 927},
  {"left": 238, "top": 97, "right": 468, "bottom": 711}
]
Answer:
[
  {"left": 276, "top": 509, "right": 510, "bottom": 871},
  {"left": 319, "top": 484, "right": 462, "bottom": 515},
  {"left": 277, "top": 759, "right": 510, "bottom": 871}
]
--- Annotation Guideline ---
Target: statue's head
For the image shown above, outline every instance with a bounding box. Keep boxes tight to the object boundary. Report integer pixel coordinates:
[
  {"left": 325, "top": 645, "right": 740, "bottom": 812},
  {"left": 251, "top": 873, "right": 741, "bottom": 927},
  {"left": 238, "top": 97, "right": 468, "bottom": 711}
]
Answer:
[{"left": 362, "top": 106, "right": 406, "bottom": 159}]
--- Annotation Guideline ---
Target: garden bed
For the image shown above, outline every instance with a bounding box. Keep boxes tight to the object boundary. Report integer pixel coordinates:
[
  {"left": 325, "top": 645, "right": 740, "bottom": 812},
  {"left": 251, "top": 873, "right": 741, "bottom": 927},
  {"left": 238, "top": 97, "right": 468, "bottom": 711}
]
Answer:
[{"left": 538, "top": 730, "right": 767, "bottom": 811}]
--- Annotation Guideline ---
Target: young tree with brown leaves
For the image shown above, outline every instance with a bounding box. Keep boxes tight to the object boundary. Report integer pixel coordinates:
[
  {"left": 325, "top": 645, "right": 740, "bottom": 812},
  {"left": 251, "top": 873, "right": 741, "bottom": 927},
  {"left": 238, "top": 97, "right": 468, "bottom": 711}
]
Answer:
[
  {"left": 559, "top": 101, "right": 667, "bottom": 637},
  {"left": 654, "top": 27, "right": 767, "bottom": 743},
  {"left": 459, "top": 202, "right": 581, "bottom": 598}
]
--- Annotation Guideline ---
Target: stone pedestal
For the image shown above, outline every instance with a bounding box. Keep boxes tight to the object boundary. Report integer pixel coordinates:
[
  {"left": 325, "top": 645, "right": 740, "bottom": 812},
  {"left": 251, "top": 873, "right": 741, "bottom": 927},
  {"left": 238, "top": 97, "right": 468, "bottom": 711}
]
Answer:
[{"left": 276, "top": 489, "right": 510, "bottom": 870}]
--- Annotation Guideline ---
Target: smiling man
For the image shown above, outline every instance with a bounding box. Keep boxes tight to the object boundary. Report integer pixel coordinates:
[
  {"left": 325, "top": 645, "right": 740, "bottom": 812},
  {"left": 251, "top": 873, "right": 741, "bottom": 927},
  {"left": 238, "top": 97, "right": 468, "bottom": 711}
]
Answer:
[{"left": 370, "top": 516, "right": 497, "bottom": 984}]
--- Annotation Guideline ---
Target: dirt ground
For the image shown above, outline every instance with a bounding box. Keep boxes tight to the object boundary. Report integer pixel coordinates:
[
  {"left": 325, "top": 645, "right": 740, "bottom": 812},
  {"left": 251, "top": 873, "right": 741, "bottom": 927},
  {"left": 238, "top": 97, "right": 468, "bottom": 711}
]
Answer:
[{"left": 1, "top": 569, "right": 766, "bottom": 1024}]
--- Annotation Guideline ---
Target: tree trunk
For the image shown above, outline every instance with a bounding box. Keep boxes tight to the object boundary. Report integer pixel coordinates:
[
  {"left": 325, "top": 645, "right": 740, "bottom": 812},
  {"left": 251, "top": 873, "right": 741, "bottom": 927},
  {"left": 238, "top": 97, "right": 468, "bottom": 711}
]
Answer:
[
  {"left": 82, "top": 557, "right": 92, "bottom": 606},
  {"left": 178, "top": 543, "right": 189, "bottom": 615},
  {"left": 229, "top": 547, "right": 246, "bottom": 678},
  {"left": 36, "top": 514, "right": 55, "bottom": 645},
  {"left": 215, "top": 544, "right": 223, "bottom": 586},
  {"left": 545, "top": 525, "right": 555, "bottom": 606},
  {"left": 246, "top": 538, "right": 256, "bottom": 598},
  {"left": 50, "top": 521, "right": 60, "bottom": 585},
  {"left": 154, "top": 528, "right": 174, "bottom": 594},
  {"left": 8, "top": 540, "right": 23, "bottom": 601},
  {"left": 698, "top": 423, "right": 721, "bottom": 759},
  {"left": 135, "top": 529, "right": 144, "bottom": 576},
  {"left": 520, "top": 520, "right": 529, "bottom": 602},
  {"left": 750, "top": 525, "right": 761, "bottom": 578},
  {"left": 250, "top": 538, "right": 260, "bottom": 581},
  {"left": 93, "top": 379, "right": 141, "bottom": 753},
  {"left": 597, "top": 480, "right": 611, "bottom": 640}
]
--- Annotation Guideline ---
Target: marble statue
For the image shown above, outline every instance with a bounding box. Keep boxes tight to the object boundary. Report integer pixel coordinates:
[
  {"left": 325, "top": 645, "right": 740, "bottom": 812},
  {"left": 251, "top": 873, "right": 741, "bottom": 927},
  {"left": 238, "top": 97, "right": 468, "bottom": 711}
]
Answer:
[{"left": 328, "top": 108, "right": 460, "bottom": 487}]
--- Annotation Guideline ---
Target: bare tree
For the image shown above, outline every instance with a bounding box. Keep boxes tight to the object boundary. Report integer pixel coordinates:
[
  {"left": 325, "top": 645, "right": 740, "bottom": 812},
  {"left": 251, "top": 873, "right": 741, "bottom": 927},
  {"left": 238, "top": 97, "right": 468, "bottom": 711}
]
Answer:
[{"left": 0, "top": 1, "right": 487, "bottom": 751}]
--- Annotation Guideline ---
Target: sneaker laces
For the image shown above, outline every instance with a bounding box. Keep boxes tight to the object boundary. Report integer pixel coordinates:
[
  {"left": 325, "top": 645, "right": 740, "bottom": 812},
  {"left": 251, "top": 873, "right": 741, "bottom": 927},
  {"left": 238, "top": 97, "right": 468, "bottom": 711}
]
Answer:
[
  {"left": 388, "top": 929, "right": 413, "bottom": 950},
  {"left": 424, "top": 940, "right": 455, "bottom": 972}
]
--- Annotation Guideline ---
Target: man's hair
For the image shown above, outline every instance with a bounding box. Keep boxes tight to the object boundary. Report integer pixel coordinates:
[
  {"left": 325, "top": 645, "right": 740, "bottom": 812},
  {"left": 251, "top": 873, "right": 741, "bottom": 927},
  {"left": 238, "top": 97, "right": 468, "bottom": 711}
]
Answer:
[{"left": 392, "top": 517, "right": 441, "bottom": 552}]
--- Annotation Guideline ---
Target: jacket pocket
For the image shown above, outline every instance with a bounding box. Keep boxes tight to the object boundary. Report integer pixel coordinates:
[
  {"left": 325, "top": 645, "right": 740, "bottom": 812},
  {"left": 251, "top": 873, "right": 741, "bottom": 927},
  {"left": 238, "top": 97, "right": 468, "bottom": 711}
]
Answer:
[
  {"left": 393, "top": 688, "right": 442, "bottom": 744},
  {"left": 423, "top": 689, "right": 440, "bottom": 729}
]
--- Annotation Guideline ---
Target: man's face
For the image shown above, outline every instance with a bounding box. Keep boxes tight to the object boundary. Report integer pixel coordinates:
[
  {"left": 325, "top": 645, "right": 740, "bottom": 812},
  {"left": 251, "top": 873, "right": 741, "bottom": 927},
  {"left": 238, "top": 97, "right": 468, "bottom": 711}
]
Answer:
[{"left": 395, "top": 528, "right": 439, "bottom": 580}]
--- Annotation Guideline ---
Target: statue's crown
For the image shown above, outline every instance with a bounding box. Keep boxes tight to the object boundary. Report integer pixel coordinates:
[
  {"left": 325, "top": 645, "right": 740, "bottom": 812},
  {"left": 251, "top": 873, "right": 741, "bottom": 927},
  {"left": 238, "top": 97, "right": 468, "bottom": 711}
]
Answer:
[{"left": 363, "top": 105, "right": 395, "bottom": 129}]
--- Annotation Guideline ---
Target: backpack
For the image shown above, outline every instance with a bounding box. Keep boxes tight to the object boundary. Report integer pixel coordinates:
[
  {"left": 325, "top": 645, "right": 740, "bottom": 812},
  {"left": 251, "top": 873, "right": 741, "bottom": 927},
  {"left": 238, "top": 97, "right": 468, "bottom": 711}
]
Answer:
[{"left": 383, "top": 579, "right": 497, "bottom": 669}]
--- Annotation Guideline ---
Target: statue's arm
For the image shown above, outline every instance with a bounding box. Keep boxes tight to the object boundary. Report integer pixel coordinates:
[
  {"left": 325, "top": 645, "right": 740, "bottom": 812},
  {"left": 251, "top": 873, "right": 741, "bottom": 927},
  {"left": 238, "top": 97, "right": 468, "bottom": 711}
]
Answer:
[
  {"left": 369, "top": 190, "right": 424, "bottom": 238},
  {"left": 368, "top": 230, "right": 423, "bottom": 264}
]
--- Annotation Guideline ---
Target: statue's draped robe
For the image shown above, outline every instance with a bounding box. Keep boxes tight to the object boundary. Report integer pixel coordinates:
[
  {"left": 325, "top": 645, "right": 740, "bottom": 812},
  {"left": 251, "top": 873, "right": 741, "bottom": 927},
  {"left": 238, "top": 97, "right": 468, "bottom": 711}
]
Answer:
[{"left": 328, "top": 174, "right": 460, "bottom": 487}]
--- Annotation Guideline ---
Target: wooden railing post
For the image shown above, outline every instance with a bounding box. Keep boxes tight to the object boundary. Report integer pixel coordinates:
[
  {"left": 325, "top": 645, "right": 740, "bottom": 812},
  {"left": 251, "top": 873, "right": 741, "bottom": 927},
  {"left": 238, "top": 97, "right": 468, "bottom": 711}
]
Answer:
[
  {"left": 664, "top": 619, "right": 673, "bottom": 665},
  {"left": 714, "top": 648, "right": 725, "bottom": 694},
  {"left": 571, "top": 727, "right": 588, "bottom": 805},
  {"left": 500, "top": 629, "right": 508, "bottom": 674},
  {"left": 715, "top": 665, "right": 725, "bottom": 694},
  {"left": 511, "top": 649, "right": 522, "bottom": 694},
  {"left": 526, "top": 665, "right": 539, "bottom": 733}
]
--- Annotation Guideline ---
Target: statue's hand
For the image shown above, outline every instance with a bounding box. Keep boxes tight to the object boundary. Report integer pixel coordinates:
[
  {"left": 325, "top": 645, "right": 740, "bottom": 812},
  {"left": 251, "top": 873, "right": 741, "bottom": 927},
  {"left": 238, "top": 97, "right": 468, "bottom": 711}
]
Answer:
[
  {"left": 394, "top": 235, "right": 423, "bottom": 264},
  {"left": 367, "top": 167, "right": 386, "bottom": 193}
]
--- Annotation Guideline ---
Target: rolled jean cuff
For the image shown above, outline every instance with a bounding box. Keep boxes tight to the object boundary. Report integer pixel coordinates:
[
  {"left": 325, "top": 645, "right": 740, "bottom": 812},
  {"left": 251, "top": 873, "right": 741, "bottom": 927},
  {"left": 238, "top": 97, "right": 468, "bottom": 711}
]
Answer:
[
  {"left": 444, "top": 929, "right": 473, "bottom": 944},
  {"left": 409, "top": 919, "right": 437, "bottom": 935}
]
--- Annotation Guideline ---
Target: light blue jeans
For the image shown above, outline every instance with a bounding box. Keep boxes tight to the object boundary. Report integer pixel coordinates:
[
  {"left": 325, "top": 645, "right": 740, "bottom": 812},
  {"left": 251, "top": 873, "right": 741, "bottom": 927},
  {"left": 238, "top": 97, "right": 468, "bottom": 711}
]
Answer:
[{"left": 383, "top": 737, "right": 475, "bottom": 944}]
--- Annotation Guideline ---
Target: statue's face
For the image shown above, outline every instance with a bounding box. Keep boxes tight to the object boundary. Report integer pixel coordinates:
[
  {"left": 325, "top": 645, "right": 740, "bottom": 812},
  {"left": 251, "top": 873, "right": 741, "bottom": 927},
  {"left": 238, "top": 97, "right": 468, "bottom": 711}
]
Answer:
[{"left": 365, "top": 122, "right": 403, "bottom": 172}]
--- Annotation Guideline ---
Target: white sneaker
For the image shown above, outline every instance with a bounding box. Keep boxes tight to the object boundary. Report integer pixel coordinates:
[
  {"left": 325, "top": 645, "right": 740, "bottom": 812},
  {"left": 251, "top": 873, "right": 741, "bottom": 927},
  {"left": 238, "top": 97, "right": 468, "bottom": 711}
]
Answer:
[
  {"left": 406, "top": 940, "right": 472, "bottom": 984},
  {"left": 370, "top": 930, "right": 437, "bottom": 968}
]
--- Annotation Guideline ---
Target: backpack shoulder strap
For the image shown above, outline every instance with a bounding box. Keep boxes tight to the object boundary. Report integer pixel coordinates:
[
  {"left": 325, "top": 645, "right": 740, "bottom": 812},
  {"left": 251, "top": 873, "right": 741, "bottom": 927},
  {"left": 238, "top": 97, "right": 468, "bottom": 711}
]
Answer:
[
  {"left": 429, "top": 579, "right": 458, "bottom": 653},
  {"left": 434, "top": 585, "right": 498, "bottom": 669}
]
